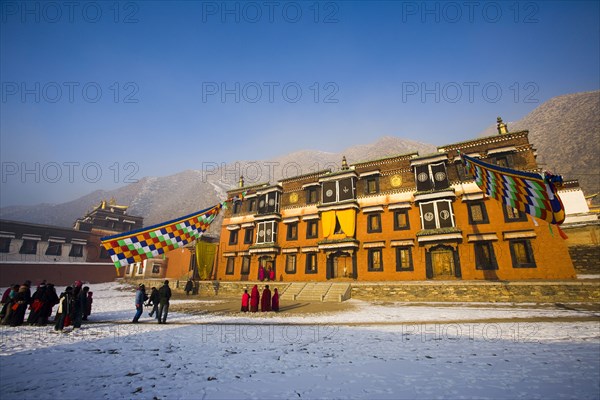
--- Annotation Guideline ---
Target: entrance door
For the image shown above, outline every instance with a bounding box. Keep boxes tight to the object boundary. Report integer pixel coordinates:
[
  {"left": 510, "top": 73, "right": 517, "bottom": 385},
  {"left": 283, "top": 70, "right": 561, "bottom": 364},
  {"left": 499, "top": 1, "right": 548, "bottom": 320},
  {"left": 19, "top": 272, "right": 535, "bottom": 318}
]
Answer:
[
  {"left": 329, "top": 251, "right": 351, "bottom": 279},
  {"left": 430, "top": 247, "right": 455, "bottom": 278}
]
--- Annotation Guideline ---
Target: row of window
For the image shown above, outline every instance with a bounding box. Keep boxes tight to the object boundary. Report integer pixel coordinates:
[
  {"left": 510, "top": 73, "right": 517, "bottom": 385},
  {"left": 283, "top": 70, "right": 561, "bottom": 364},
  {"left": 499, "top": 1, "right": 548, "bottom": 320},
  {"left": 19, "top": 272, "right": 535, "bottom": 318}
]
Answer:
[
  {"left": 224, "top": 239, "right": 536, "bottom": 275},
  {"left": 0, "top": 238, "right": 84, "bottom": 257},
  {"left": 228, "top": 202, "right": 527, "bottom": 245}
]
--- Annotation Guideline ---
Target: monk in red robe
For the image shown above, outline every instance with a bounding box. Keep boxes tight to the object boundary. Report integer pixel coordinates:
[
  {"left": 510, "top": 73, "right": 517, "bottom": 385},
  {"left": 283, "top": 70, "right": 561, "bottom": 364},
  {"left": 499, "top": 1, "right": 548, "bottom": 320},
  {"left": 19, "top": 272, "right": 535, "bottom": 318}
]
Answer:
[
  {"left": 271, "top": 288, "right": 279, "bottom": 312},
  {"left": 261, "top": 285, "right": 271, "bottom": 312},
  {"left": 250, "top": 285, "right": 260, "bottom": 312},
  {"left": 241, "top": 289, "right": 250, "bottom": 312}
]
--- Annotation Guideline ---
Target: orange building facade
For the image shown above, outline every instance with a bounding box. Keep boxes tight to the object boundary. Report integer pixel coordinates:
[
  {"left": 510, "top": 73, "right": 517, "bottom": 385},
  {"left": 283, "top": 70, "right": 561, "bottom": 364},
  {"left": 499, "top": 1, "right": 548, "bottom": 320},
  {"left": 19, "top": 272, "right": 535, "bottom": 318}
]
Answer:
[{"left": 216, "top": 130, "right": 576, "bottom": 282}]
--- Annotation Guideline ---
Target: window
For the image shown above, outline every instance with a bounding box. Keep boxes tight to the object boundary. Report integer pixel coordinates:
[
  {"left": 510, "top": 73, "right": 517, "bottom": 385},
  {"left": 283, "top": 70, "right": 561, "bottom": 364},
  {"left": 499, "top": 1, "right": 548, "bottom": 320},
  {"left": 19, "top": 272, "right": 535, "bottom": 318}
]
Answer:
[
  {"left": 494, "top": 156, "right": 509, "bottom": 167},
  {"left": 503, "top": 205, "right": 528, "bottom": 222},
  {"left": 322, "top": 177, "right": 355, "bottom": 204},
  {"left": 467, "top": 201, "right": 489, "bottom": 224},
  {"left": 367, "top": 213, "right": 382, "bottom": 233},
  {"left": 247, "top": 198, "right": 257, "bottom": 213},
  {"left": 0, "top": 238, "right": 11, "bottom": 253},
  {"left": 395, "top": 247, "right": 413, "bottom": 271},
  {"left": 19, "top": 239, "right": 38, "bottom": 255},
  {"left": 137, "top": 263, "right": 144, "bottom": 274},
  {"left": 226, "top": 257, "right": 235, "bottom": 274},
  {"left": 286, "top": 223, "right": 298, "bottom": 240},
  {"left": 45, "top": 242, "right": 62, "bottom": 256},
  {"left": 306, "top": 187, "right": 319, "bottom": 204},
  {"left": 456, "top": 163, "right": 474, "bottom": 181},
  {"left": 228, "top": 230, "right": 238, "bottom": 245},
  {"left": 69, "top": 244, "right": 84, "bottom": 258},
  {"left": 232, "top": 201, "right": 242, "bottom": 214},
  {"left": 306, "top": 220, "right": 318, "bottom": 239},
  {"left": 125, "top": 264, "right": 132, "bottom": 275},
  {"left": 368, "top": 249, "right": 383, "bottom": 271},
  {"left": 152, "top": 264, "right": 160, "bottom": 274},
  {"left": 305, "top": 253, "right": 317, "bottom": 273},
  {"left": 244, "top": 228, "right": 254, "bottom": 244},
  {"left": 256, "top": 221, "right": 278, "bottom": 244},
  {"left": 285, "top": 254, "right": 297, "bottom": 274},
  {"left": 241, "top": 256, "right": 251, "bottom": 274},
  {"left": 419, "top": 200, "right": 455, "bottom": 230},
  {"left": 257, "top": 192, "right": 280, "bottom": 214},
  {"left": 509, "top": 240, "right": 536, "bottom": 268},
  {"left": 393, "top": 210, "right": 410, "bottom": 230},
  {"left": 474, "top": 242, "right": 498, "bottom": 270},
  {"left": 365, "top": 176, "right": 379, "bottom": 195},
  {"left": 415, "top": 163, "right": 449, "bottom": 191}
]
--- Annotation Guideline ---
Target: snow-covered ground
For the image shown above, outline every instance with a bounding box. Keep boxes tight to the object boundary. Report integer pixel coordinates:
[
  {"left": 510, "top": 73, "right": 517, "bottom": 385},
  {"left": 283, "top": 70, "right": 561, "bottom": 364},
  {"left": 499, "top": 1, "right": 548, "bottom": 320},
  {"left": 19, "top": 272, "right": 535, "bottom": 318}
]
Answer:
[{"left": 1, "top": 282, "right": 599, "bottom": 400}]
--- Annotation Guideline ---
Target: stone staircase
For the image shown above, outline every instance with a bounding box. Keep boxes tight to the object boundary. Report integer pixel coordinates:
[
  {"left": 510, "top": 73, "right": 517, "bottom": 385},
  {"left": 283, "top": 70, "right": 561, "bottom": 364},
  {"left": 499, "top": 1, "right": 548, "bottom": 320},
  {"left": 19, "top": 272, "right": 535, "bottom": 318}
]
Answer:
[
  {"left": 280, "top": 282, "right": 305, "bottom": 299},
  {"left": 293, "top": 282, "right": 352, "bottom": 302},
  {"left": 323, "top": 283, "right": 352, "bottom": 302}
]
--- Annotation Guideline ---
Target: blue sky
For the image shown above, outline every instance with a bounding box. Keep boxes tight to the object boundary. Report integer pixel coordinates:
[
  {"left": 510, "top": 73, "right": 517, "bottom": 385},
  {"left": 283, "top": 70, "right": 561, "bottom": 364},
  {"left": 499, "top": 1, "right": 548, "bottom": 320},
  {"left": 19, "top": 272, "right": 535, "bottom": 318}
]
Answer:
[{"left": 1, "top": 1, "right": 599, "bottom": 206}]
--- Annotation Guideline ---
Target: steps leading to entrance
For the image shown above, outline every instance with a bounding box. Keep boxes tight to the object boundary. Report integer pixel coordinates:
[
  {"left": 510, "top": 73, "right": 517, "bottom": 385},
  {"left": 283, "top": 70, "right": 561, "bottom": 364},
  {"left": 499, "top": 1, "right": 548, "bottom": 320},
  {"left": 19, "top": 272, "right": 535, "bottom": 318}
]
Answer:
[
  {"left": 293, "top": 283, "right": 351, "bottom": 302},
  {"left": 323, "top": 283, "right": 352, "bottom": 302},
  {"left": 280, "top": 282, "right": 305, "bottom": 299}
]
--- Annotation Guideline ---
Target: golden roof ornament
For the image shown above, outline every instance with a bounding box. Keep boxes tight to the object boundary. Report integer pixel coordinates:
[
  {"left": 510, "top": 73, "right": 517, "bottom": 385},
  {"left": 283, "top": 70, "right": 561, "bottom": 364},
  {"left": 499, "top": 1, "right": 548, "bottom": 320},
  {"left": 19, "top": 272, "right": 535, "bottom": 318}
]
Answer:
[
  {"left": 497, "top": 117, "right": 509, "bottom": 134},
  {"left": 341, "top": 156, "right": 349, "bottom": 170},
  {"left": 238, "top": 175, "right": 245, "bottom": 188}
]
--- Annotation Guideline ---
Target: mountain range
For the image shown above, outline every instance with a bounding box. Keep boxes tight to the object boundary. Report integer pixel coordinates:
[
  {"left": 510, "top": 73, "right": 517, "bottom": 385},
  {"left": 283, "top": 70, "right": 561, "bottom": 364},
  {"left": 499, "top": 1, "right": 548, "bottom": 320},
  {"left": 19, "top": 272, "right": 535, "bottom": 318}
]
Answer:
[{"left": 1, "top": 90, "right": 598, "bottom": 230}]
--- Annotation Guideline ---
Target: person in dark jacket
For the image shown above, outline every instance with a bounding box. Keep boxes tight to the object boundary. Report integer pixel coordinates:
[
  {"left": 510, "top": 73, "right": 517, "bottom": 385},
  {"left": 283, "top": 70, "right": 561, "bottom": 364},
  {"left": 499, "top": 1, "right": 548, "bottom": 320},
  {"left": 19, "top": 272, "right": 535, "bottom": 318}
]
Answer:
[
  {"left": 38, "top": 284, "right": 59, "bottom": 326},
  {"left": 1, "top": 285, "right": 20, "bottom": 325},
  {"left": 157, "top": 280, "right": 171, "bottom": 324},
  {"left": 184, "top": 279, "right": 193, "bottom": 296},
  {"left": 261, "top": 285, "right": 271, "bottom": 312},
  {"left": 72, "top": 281, "right": 86, "bottom": 329},
  {"left": 27, "top": 282, "right": 47, "bottom": 325},
  {"left": 132, "top": 284, "right": 147, "bottom": 323},
  {"left": 83, "top": 288, "right": 93, "bottom": 320},
  {"left": 10, "top": 281, "right": 31, "bottom": 326},
  {"left": 54, "top": 286, "right": 74, "bottom": 331},
  {"left": 0, "top": 284, "right": 14, "bottom": 320},
  {"left": 147, "top": 287, "right": 159, "bottom": 320}
]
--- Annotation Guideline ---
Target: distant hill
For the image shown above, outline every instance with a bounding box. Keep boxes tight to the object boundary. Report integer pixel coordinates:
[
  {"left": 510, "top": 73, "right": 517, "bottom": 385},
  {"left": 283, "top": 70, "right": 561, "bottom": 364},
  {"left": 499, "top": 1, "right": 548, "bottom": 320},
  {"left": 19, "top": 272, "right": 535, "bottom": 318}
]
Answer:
[
  {"left": 479, "top": 91, "right": 600, "bottom": 200},
  {"left": 0, "top": 137, "right": 436, "bottom": 229}
]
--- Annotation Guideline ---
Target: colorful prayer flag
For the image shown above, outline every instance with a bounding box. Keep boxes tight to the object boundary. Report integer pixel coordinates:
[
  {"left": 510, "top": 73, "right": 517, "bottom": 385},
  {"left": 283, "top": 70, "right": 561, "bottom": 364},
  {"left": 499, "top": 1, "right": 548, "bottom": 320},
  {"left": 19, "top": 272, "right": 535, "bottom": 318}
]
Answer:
[
  {"left": 101, "top": 204, "right": 222, "bottom": 269},
  {"left": 462, "top": 153, "right": 565, "bottom": 225}
]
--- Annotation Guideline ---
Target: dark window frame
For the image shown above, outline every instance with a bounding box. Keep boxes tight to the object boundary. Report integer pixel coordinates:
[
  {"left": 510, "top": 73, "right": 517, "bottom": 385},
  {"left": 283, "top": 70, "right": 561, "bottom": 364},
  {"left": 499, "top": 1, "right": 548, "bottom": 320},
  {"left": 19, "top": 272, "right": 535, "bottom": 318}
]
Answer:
[
  {"left": 225, "top": 257, "right": 235, "bottom": 275},
  {"left": 232, "top": 201, "right": 242, "bottom": 214},
  {"left": 68, "top": 243, "right": 84, "bottom": 258},
  {"left": 503, "top": 204, "right": 528, "bottom": 223},
  {"left": 306, "top": 187, "right": 319, "bottom": 204},
  {"left": 241, "top": 256, "right": 251, "bottom": 275},
  {"left": 19, "top": 239, "right": 38, "bottom": 255},
  {"left": 393, "top": 209, "right": 410, "bottom": 231},
  {"left": 306, "top": 220, "right": 319, "bottom": 239},
  {"left": 395, "top": 247, "right": 414, "bottom": 271},
  {"left": 509, "top": 239, "right": 537, "bottom": 268},
  {"left": 365, "top": 176, "right": 380, "bottom": 195},
  {"left": 0, "top": 237, "right": 11, "bottom": 253},
  {"left": 368, "top": 248, "right": 383, "bottom": 272},
  {"left": 243, "top": 228, "right": 254, "bottom": 244},
  {"left": 247, "top": 198, "right": 257, "bottom": 213},
  {"left": 367, "top": 213, "right": 382, "bottom": 233},
  {"left": 228, "top": 230, "right": 239, "bottom": 245},
  {"left": 473, "top": 241, "right": 498, "bottom": 270},
  {"left": 305, "top": 253, "right": 318, "bottom": 274},
  {"left": 285, "top": 254, "right": 297, "bottom": 274},
  {"left": 46, "top": 242, "right": 63, "bottom": 256},
  {"left": 467, "top": 201, "right": 490, "bottom": 225},
  {"left": 286, "top": 222, "right": 298, "bottom": 241}
]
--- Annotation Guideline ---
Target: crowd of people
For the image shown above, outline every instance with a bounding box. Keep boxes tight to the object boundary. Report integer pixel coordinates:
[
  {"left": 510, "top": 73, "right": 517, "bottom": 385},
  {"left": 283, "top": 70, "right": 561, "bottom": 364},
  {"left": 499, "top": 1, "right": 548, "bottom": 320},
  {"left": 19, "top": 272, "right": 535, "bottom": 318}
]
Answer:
[
  {"left": 257, "top": 265, "right": 276, "bottom": 282},
  {"left": 241, "top": 284, "right": 279, "bottom": 312},
  {"left": 0, "top": 280, "right": 93, "bottom": 330},
  {"left": 132, "top": 280, "right": 171, "bottom": 324}
]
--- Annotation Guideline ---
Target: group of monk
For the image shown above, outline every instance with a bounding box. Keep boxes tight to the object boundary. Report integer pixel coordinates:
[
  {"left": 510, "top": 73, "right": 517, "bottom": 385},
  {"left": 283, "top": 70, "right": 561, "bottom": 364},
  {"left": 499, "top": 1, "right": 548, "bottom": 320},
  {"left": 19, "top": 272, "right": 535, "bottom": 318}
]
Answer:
[{"left": 241, "top": 284, "right": 279, "bottom": 312}]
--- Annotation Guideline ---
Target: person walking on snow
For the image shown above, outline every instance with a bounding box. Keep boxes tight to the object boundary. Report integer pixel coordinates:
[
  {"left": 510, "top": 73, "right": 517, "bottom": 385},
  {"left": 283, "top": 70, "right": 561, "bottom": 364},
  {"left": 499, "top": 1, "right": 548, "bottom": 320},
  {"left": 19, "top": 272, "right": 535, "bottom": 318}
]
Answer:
[
  {"left": 132, "top": 284, "right": 147, "bottom": 323},
  {"left": 157, "top": 280, "right": 171, "bottom": 324}
]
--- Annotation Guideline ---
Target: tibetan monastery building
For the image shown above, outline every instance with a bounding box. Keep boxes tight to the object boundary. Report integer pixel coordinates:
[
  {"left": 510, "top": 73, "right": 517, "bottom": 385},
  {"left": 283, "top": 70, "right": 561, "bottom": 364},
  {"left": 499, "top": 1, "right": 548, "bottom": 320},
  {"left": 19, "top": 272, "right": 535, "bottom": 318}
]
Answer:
[{"left": 216, "top": 127, "right": 577, "bottom": 282}]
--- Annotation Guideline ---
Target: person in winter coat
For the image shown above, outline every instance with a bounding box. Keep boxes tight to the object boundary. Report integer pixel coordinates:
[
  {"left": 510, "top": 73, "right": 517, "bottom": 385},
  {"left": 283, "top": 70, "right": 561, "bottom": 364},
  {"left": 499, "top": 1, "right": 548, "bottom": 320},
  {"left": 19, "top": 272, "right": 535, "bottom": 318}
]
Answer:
[
  {"left": 54, "top": 286, "right": 74, "bottom": 331},
  {"left": 72, "top": 281, "right": 86, "bottom": 329},
  {"left": 132, "top": 284, "right": 147, "bottom": 323},
  {"left": 0, "top": 285, "right": 20, "bottom": 325},
  {"left": 241, "top": 289, "right": 250, "bottom": 312},
  {"left": 38, "top": 284, "right": 59, "bottom": 326},
  {"left": 27, "top": 283, "right": 47, "bottom": 325},
  {"left": 0, "top": 284, "right": 16, "bottom": 321},
  {"left": 83, "top": 289, "right": 93, "bottom": 320},
  {"left": 10, "top": 281, "right": 32, "bottom": 326},
  {"left": 184, "top": 279, "right": 193, "bottom": 296},
  {"left": 157, "top": 280, "right": 171, "bottom": 324},
  {"left": 272, "top": 288, "right": 280, "bottom": 312},
  {"left": 147, "top": 287, "right": 159, "bottom": 320},
  {"left": 250, "top": 285, "right": 260, "bottom": 312},
  {"left": 261, "top": 285, "right": 272, "bottom": 312}
]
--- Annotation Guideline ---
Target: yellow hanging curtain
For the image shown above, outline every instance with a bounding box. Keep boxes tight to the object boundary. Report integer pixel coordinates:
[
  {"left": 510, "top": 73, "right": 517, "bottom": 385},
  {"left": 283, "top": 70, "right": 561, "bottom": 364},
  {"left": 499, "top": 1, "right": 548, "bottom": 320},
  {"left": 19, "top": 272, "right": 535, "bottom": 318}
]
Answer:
[
  {"left": 321, "top": 210, "right": 336, "bottom": 239},
  {"left": 195, "top": 241, "right": 217, "bottom": 280},
  {"left": 336, "top": 209, "right": 356, "bottom": 237}
]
